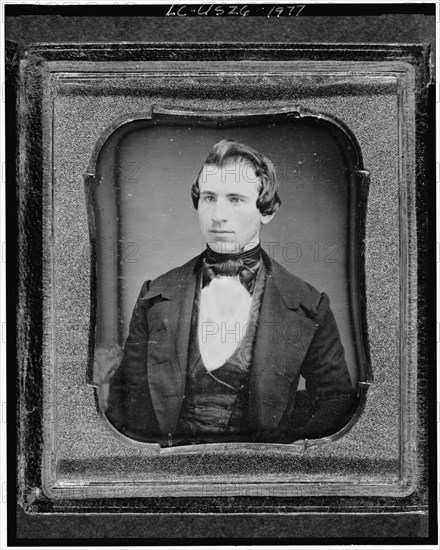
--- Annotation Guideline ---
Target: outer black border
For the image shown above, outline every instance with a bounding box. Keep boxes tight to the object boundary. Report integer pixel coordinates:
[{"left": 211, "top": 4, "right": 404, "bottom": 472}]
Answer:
[
  {"left": 4, "top": 3, "right": 436, "bottom": 17},
  {"left": 6, "top": 38, "right": 20, "bottom": 548},
  {"left": 6, "top": 41, "right": 436, "bottom": 543}
]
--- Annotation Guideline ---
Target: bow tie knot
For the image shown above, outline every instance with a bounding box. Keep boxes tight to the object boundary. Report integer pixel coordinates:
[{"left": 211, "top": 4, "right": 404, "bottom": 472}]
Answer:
[
  {"left": 202, "top": 245, "right": 262, "bottom": 293},
  {"left": 209, "top": 258, "right": 245, "bottom": 277}
]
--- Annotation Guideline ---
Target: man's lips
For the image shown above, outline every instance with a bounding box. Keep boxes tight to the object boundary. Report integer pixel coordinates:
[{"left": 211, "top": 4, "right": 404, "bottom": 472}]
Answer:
[{"left": 208, "top": 229, "right": 234, "bottom": 234}]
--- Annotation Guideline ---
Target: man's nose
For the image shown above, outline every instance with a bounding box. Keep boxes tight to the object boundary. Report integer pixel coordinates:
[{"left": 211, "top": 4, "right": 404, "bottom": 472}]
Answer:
[{"left": 211, "top": 200, "right": 229, "bottom": 222}]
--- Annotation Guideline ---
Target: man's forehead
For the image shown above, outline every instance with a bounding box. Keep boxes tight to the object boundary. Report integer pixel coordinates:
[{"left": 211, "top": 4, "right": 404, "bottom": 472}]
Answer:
[{"left": 199, "top": 161, "right": 261, "bottom": 189}]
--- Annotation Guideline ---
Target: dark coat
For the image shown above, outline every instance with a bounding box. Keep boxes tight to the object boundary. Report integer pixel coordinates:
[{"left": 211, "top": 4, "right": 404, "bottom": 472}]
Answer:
[{"left": 107, "top": 250, "right": 354, "bottom": 443}]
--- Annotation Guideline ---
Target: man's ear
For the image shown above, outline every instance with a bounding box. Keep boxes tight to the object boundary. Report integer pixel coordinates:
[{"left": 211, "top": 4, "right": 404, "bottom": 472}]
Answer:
[{"left": 261, "top": 212, "right": 276, "bottom": 225}]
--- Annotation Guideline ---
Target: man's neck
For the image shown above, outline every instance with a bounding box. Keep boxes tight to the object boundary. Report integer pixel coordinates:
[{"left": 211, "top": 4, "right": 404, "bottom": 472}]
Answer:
[{"left": 206, "top": 240, "right": 260, "bottom": 256}]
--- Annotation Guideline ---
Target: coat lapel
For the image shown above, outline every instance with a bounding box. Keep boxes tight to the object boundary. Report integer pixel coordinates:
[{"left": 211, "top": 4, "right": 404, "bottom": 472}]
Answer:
[
  {"left": 142, "top": 254, "right": 202, "bottom": 433},
  {"left": 169, "top": 266, "right": 199, "bottom": 377},
  {"left": 249, "top": 252, "right": 320, "bottom": 430}
]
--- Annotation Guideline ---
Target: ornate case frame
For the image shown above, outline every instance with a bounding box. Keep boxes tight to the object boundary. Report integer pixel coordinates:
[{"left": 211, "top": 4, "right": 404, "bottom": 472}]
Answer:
[{"left": 13, "top": 44, "right": 432, "bottom": 521}]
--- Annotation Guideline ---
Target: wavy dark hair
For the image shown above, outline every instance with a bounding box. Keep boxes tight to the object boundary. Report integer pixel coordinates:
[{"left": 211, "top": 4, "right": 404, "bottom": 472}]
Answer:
[{"left": 191, "top": 139, "right": 281, "bottom": 215}]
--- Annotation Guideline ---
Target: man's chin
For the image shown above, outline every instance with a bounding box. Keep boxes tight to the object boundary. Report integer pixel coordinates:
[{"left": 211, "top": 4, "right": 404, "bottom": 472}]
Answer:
[{"left": 206, "top": 237, "right": 241, "bottom": 254}]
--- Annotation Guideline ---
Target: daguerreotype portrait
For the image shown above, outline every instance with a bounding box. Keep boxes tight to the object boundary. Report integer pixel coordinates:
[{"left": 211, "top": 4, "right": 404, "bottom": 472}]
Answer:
[
  {"left": 12, "top": 39, "right": 433, "bottom": 538},
  {"left": 94, "top": 134, "right": 359, "bottom": 447}
]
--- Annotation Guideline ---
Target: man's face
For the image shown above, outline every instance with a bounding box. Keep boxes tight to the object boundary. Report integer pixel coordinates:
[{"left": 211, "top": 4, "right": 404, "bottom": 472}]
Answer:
[{"left": 197, "top": 161, "right": 274, "bottom": 253}]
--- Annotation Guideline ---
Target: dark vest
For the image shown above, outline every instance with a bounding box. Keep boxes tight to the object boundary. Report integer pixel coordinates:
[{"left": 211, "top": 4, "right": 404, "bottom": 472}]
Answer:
[{"left": 177, "top": 262, "right": 267, "bottom": 436}]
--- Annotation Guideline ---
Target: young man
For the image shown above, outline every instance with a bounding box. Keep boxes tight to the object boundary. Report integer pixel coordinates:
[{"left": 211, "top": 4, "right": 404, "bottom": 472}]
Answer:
[{"left": 95, "top": 139, "right": 355, "bottom": 446}]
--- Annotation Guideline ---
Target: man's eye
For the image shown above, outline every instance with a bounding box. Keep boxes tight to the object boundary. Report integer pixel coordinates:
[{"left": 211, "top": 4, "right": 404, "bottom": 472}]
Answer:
[
  {"left": 230, "top": 197, "right": 241, "bottom": 204},
  {"left": 203, "top": 196, "right": 215, "bottom": 203}
]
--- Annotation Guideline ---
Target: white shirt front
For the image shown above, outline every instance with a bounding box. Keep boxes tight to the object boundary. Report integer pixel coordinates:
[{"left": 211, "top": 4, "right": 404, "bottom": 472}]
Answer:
[{"left": 198, "top": 274, "right": 252, "bottom": 371}]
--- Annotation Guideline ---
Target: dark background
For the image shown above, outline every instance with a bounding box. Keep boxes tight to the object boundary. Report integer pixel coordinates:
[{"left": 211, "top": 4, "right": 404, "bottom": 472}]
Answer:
[{"left": 7, "top": 3, "right": 436, "bottom": 543}]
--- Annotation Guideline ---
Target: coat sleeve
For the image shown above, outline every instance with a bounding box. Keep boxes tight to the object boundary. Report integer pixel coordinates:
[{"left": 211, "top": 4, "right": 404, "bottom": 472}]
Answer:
[
  {"left": 106, "top": 280, "right": 161, "bottom": 439},
  {"left": 294, "top": 291, "right": 355, "bottom": 438}
]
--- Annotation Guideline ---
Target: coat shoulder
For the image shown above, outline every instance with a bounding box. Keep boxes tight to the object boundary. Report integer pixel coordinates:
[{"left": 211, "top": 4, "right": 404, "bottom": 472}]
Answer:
[
  {"left": 267, "top": 254, "right": 323, "bottom": 315},
  {"left": 152, "top": 254, "right": 201, "bottom": 285},
  {"left": 140, "top": 254, "right": 203, "bottom": 300}
]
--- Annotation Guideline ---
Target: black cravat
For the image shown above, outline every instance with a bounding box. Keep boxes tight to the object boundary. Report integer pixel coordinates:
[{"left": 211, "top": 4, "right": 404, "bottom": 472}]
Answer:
[{"left": 202, "top": 244, "right": 262, "bottom": 294}]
